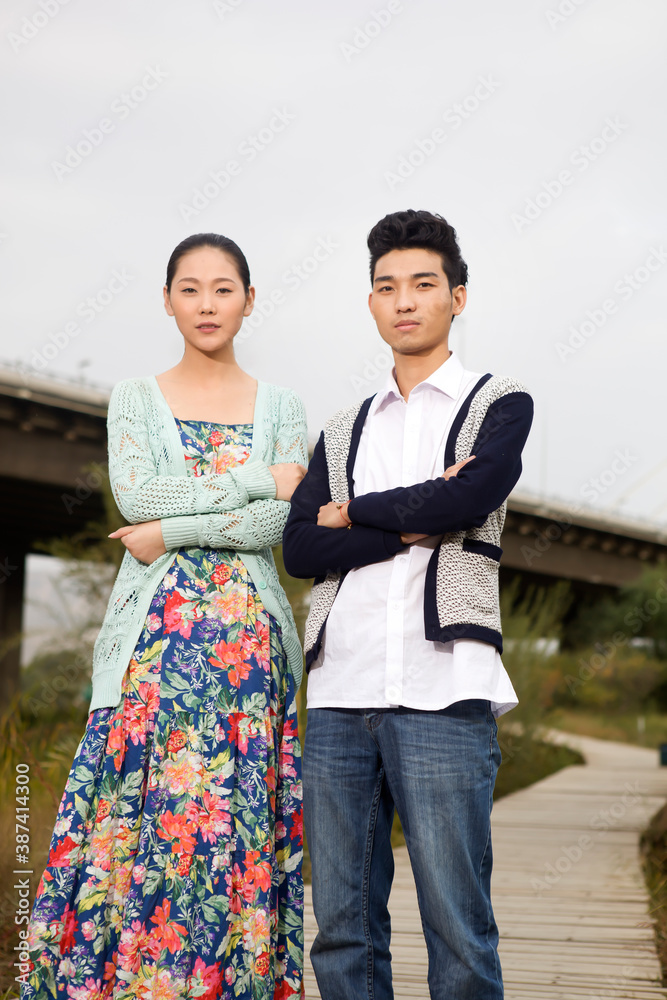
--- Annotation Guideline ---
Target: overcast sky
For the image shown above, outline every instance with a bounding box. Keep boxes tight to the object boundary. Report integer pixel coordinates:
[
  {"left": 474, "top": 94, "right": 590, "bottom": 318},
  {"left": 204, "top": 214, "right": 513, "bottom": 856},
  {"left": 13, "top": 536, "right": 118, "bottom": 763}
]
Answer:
[{"left": 1, "top": 0, "right": 666, "bottom": 528}]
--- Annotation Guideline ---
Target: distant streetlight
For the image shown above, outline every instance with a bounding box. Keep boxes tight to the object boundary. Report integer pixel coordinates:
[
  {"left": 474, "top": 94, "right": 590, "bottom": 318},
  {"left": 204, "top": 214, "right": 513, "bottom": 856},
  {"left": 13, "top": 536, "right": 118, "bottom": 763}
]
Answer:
[{"left": 76, "top": 359, "right": 92, "bottom": 383}]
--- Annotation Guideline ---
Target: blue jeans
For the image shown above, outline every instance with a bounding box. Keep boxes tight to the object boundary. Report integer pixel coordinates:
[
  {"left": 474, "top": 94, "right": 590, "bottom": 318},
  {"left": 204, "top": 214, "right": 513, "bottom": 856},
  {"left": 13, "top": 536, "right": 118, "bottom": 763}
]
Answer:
[{"left": 303, "top": 701, "right": 503, "bottom": 1000}]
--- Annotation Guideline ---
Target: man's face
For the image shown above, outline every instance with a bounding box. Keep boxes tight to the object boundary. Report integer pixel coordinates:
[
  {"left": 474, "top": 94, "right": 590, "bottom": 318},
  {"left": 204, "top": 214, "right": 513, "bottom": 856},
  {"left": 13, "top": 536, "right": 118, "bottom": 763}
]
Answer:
[{"left": 368, "top": 247, "right": 466, "bottom": 357}]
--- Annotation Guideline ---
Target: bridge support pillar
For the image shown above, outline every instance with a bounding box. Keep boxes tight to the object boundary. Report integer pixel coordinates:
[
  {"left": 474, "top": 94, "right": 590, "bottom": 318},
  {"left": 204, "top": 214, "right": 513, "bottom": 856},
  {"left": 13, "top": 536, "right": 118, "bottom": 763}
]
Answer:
[{"left": 0, "top": 544, "right": 27, "bottom": 708}]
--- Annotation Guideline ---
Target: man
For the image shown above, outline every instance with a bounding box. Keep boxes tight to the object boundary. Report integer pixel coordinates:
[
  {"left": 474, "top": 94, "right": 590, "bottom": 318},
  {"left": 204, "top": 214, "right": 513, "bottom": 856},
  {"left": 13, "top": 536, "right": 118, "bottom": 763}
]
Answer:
[{"left": 282, "top": 209, "right": 533, "bottom": 999}]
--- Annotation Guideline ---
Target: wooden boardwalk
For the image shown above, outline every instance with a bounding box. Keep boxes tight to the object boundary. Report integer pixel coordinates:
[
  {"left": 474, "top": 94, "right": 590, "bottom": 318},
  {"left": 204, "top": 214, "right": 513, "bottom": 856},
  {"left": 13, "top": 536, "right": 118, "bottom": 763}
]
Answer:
[{"left": 303, "top": 732, "right": 667, "bottom": 999}]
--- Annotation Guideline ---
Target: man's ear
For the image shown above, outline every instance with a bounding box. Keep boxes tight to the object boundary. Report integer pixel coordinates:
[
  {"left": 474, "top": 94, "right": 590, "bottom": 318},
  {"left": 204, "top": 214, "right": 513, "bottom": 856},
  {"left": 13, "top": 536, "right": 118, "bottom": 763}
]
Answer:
[
  {"left": 368, "top": 291, "right": 375, "bottom": 319},
  {"left": 451, "top": 285, "right": 467, "bottom": 316}
]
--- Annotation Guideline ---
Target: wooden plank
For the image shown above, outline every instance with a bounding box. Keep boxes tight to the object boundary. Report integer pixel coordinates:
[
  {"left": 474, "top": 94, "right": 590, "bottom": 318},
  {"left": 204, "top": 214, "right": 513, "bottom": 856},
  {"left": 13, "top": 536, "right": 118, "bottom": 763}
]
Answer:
[{"left": 303, "top": 732, "right": 667, "bottom": 999}]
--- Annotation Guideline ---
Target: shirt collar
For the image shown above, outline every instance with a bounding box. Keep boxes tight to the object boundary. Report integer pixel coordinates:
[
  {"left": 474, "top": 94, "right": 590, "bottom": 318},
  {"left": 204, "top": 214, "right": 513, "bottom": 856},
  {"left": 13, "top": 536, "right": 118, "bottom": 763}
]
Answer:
[{"left": 369, "top": 352, "right": 466, "bottom": 415}]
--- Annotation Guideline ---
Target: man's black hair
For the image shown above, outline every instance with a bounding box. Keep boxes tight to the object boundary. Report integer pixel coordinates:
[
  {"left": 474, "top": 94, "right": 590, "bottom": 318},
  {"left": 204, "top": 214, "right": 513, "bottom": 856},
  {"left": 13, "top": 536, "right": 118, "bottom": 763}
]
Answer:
[{"left": 367, "top": 209, "right": 468, "bottom": 290}]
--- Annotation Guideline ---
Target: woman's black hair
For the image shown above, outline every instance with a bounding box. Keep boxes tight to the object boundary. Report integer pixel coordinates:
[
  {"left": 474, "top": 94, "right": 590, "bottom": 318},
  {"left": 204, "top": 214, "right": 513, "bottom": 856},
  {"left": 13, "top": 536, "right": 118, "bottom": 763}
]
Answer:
[
  {"left": 367, "top": 210, "right": 468, "bottom": 290},
  {"left": 165, "top": 233, "right": 251, "bottom": 294}
]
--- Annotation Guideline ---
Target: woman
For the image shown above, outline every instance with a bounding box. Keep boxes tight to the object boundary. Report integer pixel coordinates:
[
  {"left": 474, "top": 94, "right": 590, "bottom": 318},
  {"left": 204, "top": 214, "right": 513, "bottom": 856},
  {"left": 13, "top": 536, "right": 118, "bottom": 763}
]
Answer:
[{"left": 25, "top": 233, "right": 308, "bottom": 1000}]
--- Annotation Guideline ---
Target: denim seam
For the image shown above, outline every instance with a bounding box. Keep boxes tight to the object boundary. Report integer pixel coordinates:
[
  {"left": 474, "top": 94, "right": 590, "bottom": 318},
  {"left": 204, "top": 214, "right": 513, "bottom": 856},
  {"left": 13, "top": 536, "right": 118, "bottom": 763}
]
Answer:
[
  {"left": 401, "top": 839, "right": 439, "bottom": 996},
  {"left": 361, "top": 765, "right": 385, "bottom": 1000},
  {"left": 480, "top": 705, "right": 503, "bottom": 991}
]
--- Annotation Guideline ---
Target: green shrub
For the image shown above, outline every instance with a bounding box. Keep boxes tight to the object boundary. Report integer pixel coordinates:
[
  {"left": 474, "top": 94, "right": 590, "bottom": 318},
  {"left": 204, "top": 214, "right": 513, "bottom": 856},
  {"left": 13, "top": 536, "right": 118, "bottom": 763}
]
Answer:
[
  {"left": 553, "top": 647, "right": 667, "bottom": 713},
  {"left": 499, "top": 579, "right": 571, "bottom": 737}
]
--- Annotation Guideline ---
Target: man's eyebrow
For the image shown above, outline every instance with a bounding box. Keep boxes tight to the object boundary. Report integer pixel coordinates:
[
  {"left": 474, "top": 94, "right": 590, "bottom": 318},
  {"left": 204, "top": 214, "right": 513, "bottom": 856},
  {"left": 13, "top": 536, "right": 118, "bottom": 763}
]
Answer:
[{"left": 373, "top": 271, "right": 440, "bottom": 284}]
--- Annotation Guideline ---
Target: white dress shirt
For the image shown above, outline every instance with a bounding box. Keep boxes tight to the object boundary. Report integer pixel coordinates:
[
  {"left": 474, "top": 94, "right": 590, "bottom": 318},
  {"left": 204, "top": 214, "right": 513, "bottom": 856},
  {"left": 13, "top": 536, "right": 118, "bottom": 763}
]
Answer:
[{"left": 306, "top": 352, "right": 518, "bottom": 718}]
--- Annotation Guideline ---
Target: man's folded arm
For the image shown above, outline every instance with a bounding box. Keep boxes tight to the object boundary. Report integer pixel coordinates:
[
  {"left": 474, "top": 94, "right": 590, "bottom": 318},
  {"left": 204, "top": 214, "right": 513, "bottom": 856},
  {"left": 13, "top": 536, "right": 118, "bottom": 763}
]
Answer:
[
  {"left": 347, "top": 391, "right": 534, "bottom": 535},
  {"left": 282, "top": 432, "right": 405, "bottom": 579}
]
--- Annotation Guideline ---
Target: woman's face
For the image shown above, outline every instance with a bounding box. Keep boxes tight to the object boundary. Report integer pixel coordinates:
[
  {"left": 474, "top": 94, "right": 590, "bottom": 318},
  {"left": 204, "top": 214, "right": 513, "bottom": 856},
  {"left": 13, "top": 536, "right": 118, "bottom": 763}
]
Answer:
[{"left": 163, "top": 246, "right": 255, "bottom": 353}]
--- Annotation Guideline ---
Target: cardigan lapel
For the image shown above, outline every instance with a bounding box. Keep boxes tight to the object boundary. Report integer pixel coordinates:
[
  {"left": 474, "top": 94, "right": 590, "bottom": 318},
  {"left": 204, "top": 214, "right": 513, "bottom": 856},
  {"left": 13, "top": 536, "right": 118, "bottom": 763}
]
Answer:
[
  {"left": 346, "top": 395, "right": 375, "bottom": 499},
  {"left": 443, "top": 373, "right": 492, "bottom": 468},
  {"left": 148, "top": 376, "right": 270, "bottom": 475}
]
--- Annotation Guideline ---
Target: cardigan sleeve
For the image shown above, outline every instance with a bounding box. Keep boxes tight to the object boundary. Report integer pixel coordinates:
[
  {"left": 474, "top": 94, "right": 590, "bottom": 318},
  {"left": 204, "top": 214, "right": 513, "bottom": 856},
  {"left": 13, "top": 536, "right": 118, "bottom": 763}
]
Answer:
[
  {"left": 162, "top": 500, "right": 291, "bottom": 551},
  {"left": 282, "top": 431, "right": 405, "bottom": 579},
  {"left": 109, "top": 379, "right": 276, "bottom": 523},
  {"left": 347, "top": 390, "right": 534, "bottom": 534},
  {"left": 269, "top": 387, "right": 308, "bottom": 465},
  {"left": 159, "top": 387, "right": 308, "bottom": 552}
]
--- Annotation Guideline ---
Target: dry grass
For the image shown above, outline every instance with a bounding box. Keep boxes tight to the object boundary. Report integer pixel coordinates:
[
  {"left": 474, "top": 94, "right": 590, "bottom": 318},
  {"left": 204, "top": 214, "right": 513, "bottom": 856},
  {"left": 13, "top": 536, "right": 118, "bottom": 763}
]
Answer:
[
  {"left": 0, "top": 703, "right": 586, "bottom": 995},
  {"left": 640, "top": 802, "right": 667, "bottom": 985},
  {"left": 0, "top": 705, "right": 85, "bottom": 996}
]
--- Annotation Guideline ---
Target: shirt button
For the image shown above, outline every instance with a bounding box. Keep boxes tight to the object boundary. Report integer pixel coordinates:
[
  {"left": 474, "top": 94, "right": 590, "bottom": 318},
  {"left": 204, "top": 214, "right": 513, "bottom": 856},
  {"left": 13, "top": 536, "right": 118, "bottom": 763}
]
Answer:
[
  {"left": 258, "top": 580, "right": 267, "bottom": 590},
  {"left": 386, "top": 686, "right": 401, "bottom": 702}
]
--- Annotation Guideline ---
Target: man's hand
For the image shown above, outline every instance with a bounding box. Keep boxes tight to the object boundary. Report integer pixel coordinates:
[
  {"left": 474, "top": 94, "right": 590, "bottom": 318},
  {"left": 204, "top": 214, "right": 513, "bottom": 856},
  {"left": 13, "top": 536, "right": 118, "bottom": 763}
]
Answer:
[
  {"left": 400, "top": 456, "right": 476, "bottom": 544},
  {"left": 317, "top": 501, "right": 351, "bottom": 528},
  {"left": 268, "top": 462, "right": 308, "bottom": 501},
  {"left": 443, "top": 455, "right": 475, "bottom": 480},
  {"left": 109, "top": 521, "right": 167, "bottom": 564},
  {"left": 318, "top": 456, "right": 477, "bottom": 538}
]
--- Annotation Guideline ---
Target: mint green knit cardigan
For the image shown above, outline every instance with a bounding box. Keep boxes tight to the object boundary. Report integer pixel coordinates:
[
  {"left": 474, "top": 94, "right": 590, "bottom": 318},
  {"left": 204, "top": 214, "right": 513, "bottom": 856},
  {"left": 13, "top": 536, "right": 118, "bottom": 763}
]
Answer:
[{"left": 89, "top": 376, "right": 308, "bottom": 711}]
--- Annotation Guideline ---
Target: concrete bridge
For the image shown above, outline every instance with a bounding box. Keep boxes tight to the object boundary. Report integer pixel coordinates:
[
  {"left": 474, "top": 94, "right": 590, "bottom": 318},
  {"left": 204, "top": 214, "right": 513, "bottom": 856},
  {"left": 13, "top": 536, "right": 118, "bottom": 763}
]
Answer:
[
  {"left": 2, "top": 364, "right": 666, "bottom": 702},
  {"left": 0, "top": 366, "right": 108, "bottom": 703}
]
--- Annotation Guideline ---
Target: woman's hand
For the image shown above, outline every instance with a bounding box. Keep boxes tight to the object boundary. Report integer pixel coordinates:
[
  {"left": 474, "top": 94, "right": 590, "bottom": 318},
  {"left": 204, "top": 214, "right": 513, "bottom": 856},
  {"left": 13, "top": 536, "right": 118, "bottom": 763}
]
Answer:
[
  {"left": 109, "top": 521, "right": 167, "bottom": 564},
  {"left": 268, "top": 462, "right": 308, "bottom": 501}
]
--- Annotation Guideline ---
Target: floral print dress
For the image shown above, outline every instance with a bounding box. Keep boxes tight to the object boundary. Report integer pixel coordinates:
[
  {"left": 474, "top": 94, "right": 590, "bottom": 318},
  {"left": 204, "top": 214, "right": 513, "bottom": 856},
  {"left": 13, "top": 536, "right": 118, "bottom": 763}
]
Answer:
[{"left": 24, "top": 420, "right": 304, "bottom": 1000}]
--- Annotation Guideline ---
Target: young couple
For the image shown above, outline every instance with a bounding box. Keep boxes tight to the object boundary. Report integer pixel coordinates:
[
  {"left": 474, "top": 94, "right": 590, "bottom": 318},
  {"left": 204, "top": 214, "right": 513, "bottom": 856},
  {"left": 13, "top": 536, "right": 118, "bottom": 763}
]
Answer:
[{"left": 25, "top": 210, "right": 532, "bottom": 1000}]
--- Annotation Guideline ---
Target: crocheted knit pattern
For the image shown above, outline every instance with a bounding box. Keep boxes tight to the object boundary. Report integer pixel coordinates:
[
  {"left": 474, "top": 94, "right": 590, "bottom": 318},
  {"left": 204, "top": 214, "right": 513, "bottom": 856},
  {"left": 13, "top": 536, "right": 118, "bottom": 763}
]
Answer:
[
  {"left": 109, "top": 379, "right": 276, "bottom": 520},
  {"left": 91, "top": 378, "right": 308, "bottom": 710},
  {"left": 432, "top": 377, "right": 526, "bottom": 633},
  {"left": 323, "top": 401, "right": 363, "bottom": 503},
  {"left": 303, "top": 376, "right": 528, "bottom": 658},
  {"left": 303, "top": 402, "right": 364, "bottom": 657}
]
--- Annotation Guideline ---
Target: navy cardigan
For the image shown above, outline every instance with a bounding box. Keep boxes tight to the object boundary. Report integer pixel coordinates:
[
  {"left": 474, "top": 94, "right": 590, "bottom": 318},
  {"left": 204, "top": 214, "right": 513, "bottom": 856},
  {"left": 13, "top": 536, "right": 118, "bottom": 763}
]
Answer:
[{"left": 283, "top": 375, "right": 534, "bottom": 666}]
